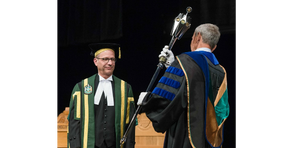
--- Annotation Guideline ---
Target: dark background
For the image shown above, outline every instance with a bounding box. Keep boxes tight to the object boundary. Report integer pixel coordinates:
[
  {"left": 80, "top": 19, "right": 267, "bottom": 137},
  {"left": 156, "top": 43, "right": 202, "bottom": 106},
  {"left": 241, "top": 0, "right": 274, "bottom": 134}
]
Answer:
[{"left": 58, "top": 0, "right": 235, "bottom": 147}]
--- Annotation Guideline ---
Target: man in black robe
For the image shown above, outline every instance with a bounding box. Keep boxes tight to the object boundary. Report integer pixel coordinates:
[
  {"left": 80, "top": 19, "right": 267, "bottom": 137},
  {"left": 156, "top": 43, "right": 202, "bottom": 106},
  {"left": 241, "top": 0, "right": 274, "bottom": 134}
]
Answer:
[{"left": 138, "top": 23, "right": 230, "bottom": 148}]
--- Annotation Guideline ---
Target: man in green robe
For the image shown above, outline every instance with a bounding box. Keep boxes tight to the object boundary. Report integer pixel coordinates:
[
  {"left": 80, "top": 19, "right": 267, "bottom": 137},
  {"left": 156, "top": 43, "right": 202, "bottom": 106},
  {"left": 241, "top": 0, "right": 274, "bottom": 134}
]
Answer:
[
  {"left": 139, "top": 23, "right": 230, "bottom": 148},
  {"left": 67, "top": 43, "right": 136, "bottom": 148}
]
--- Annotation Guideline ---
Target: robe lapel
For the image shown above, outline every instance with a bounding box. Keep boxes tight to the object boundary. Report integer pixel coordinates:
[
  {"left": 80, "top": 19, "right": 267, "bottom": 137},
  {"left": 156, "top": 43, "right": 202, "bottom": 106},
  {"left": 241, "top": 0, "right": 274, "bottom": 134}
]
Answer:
[
  {"left": 81, "top": 74, "right": 96, "bottom": 148},
  {"left": 113, "top": 75, "right": 126, "bottom": 148}
]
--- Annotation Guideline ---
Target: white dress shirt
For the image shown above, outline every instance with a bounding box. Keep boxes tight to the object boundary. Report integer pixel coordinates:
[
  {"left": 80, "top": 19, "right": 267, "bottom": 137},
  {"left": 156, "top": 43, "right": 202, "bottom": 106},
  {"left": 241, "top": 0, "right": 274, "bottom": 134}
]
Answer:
[{"left": 195, "top": 47, "right": 211, "bottom": 52}]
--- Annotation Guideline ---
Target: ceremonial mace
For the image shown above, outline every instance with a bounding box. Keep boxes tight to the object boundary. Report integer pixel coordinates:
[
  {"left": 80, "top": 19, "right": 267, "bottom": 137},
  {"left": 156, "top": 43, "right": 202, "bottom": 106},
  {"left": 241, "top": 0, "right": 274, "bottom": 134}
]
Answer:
[{"left": 120, "top": 7, "right": 192, "bottom": 146}]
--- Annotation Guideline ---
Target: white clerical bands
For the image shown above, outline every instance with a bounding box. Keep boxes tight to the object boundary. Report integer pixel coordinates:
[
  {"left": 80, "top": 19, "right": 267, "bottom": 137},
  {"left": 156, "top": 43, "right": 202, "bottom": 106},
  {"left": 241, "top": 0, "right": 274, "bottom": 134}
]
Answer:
[{"left": 94, "top": 75, "right": 114, "bottom": 106}]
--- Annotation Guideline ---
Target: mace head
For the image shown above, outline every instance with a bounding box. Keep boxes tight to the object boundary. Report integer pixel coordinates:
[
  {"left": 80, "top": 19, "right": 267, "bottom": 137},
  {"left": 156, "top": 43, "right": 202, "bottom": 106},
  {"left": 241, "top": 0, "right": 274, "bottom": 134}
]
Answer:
[
  {"left": 170, "top": 7, "right": 192, "bottom": 40},
  {"left": 186, "top": 6, "right": 192, "bottom": 14}
]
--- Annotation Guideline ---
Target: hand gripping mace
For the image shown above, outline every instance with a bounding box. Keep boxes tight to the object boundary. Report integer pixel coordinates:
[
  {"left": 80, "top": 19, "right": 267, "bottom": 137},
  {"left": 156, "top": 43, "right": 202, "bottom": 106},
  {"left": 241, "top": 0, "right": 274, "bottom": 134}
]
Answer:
[{"left": 120, "top": 7, "right": 192, "bottom": 146}]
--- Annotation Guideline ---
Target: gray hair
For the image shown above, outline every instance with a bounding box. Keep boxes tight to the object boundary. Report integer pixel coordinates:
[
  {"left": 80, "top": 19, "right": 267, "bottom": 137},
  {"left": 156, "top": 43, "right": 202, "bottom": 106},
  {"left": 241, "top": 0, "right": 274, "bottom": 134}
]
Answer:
[{"left": 194, "top": 23, "right": 220, "bottom": 49}]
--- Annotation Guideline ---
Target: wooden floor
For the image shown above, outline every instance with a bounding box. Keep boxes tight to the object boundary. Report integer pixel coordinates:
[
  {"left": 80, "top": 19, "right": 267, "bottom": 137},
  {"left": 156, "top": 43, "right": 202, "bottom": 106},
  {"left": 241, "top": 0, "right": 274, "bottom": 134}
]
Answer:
[{"left": 57, "top": 107, "right": 165, "bottom": 148}]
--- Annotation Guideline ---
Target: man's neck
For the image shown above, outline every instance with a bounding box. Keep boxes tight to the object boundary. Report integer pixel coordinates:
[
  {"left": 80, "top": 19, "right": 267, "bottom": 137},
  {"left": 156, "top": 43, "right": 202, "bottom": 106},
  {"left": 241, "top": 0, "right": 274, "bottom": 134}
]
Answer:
[
  {"left": 197, "top": 43, "right": 211, "bottom": 49},
  {"left": 98, "top": 73, "right": 113, "bottom": 80}
]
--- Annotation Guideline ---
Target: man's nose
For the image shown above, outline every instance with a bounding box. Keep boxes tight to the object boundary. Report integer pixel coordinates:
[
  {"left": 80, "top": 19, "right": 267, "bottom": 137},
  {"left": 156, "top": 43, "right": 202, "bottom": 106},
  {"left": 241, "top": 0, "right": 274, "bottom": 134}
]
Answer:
[{"left": 107, "top": 59, "right": 113, "bottom": 64}]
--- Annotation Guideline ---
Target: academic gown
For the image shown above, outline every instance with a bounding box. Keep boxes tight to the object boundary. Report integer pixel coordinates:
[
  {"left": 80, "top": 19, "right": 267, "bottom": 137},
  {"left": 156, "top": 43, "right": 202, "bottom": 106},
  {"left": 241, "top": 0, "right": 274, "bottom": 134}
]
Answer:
[
  {"left": 142, "top": 51, "right": 230, "bottom": 148},
  {"left": 67, "top": 74, "right": 136, "bottom": 148}
]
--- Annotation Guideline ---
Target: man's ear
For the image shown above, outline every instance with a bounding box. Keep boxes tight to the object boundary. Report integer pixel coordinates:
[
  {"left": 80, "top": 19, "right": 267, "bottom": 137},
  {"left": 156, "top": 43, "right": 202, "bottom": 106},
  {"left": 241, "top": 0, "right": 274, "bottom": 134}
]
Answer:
[
  {"left": 211, "top": 45, "right": 217, "bottom": 52},
  {"left": 93, "top": 58, "right": 98, "bottom": 66},
  {"left": 197, "top": 33, "right": 201, "bottom": 42}
]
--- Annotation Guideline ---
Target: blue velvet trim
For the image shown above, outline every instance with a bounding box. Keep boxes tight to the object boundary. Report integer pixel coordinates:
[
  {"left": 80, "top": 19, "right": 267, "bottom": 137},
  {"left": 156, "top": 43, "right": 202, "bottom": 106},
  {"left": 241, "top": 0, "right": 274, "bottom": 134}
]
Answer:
[
  {"left": 166, "top": 66, "right": 184, "bottom": 76},
  {"left": 158, "top": 76, "right": 180, "bottom": 89},
  {"left": 152, "top": 87, "right": 175, "bottom": 101},
  {"left": 192, "top": 51, "right": 219, "bottom": 65}
]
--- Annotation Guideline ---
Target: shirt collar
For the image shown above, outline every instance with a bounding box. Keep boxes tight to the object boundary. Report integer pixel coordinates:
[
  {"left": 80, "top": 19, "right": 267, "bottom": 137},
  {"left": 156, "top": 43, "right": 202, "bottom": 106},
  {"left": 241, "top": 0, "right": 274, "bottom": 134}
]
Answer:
[
  {"left": 195, "top": 47, "right": 211, "bottom": 53},
  {"left": 99, "top": 75, "right": 113, "bottom": 81}
]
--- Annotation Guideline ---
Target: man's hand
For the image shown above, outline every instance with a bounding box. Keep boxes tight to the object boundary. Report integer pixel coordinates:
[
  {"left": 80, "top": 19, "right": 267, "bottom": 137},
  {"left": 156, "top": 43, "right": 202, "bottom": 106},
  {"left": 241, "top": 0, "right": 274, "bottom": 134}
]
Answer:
[
  {"left": 137, "top": 92, "right": 147, "bottom": 106},
  {"left": 158, "top": 45, "right": 174, "bottom": 68},
  {"left": 137, "top": 91, "right": 152, "bottom": 106}
]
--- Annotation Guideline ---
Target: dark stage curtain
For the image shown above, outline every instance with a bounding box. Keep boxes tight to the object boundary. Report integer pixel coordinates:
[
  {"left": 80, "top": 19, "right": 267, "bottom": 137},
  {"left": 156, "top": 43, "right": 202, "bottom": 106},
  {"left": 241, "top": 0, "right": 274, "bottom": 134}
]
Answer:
[
  {"left": 58, "top": 0, "right": 123, "bottom": 47},
  {"left": 58, "top": 0, "right": 235, "bottom": 47},
  {"left": 175, "top": 0, "right": 235, "bottom": 37}
]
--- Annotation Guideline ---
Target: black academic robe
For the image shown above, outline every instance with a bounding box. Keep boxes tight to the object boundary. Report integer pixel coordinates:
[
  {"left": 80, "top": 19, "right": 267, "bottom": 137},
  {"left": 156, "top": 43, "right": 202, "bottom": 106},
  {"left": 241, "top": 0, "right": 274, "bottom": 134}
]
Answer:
[{"left": 142, "top": 52, "right": 230, "bottom": 148}]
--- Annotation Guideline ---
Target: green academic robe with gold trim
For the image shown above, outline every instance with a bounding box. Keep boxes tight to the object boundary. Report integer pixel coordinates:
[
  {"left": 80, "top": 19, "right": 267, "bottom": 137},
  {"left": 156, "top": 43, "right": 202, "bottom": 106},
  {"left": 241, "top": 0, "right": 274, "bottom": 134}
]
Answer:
[{"left": 67, "top": 74, "right": 136, "bottom": 148}]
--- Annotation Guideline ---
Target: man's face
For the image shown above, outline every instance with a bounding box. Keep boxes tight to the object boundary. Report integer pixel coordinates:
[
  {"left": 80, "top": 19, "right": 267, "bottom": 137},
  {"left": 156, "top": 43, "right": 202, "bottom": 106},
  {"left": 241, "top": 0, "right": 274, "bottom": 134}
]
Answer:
[{"left": 94, "top": 50, "right": 116, "bottom": 78}]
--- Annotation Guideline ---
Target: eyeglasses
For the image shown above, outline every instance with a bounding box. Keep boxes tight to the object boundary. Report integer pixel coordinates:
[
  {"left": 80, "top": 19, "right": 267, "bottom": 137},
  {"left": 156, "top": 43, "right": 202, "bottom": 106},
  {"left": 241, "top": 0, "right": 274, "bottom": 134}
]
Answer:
[{"left": 96, "top": 57, "right": 117, "bottom": 63}]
